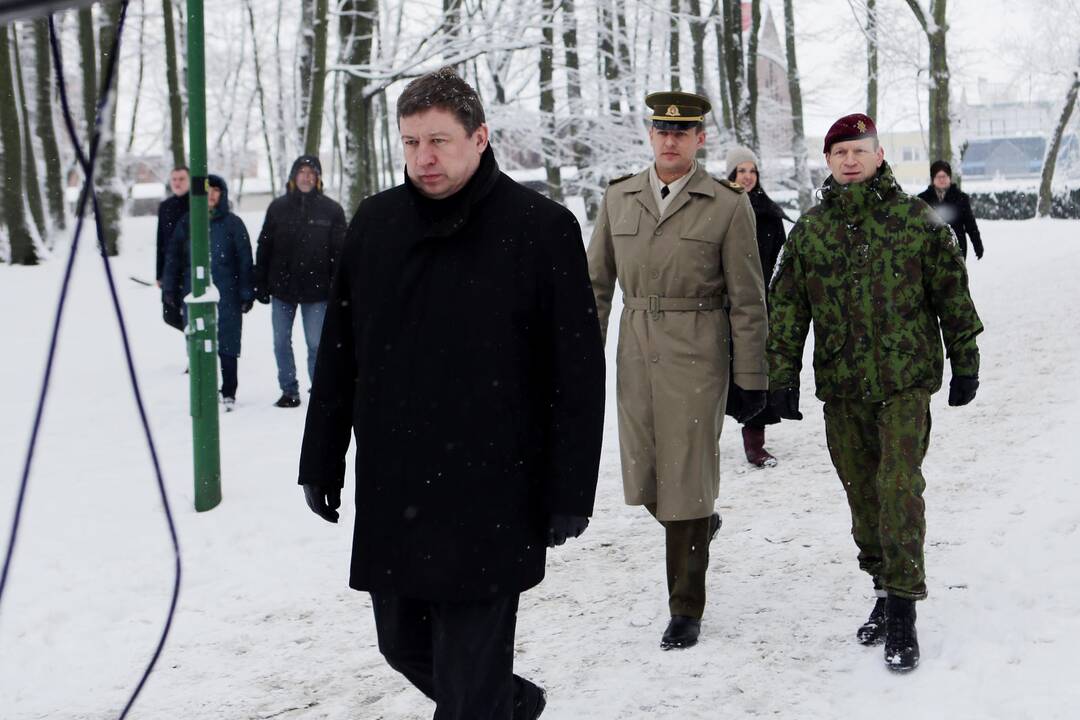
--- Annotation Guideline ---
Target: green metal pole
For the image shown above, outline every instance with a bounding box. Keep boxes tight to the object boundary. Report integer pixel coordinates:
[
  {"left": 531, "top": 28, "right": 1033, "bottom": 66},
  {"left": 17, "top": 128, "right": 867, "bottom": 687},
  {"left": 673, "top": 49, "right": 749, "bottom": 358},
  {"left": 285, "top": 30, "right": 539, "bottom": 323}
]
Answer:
[{"left": 185, "top": 0, "right": 221, "bottom": 512}]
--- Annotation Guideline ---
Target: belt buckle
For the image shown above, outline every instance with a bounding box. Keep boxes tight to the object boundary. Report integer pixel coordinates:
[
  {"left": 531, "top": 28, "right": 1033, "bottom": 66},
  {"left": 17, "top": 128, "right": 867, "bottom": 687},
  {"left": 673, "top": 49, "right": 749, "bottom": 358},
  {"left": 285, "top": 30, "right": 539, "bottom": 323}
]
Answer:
[{"left": 647, "top": 294, "right": 660, "bottom": 315}]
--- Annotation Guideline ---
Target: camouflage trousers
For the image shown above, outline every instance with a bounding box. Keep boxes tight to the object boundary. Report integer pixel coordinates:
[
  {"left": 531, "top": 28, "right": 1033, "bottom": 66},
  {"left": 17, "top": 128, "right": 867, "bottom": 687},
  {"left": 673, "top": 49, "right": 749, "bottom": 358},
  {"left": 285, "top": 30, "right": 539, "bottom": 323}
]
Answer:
[{"left": 823, "top": 389, "right": 931, "bottom": 601}]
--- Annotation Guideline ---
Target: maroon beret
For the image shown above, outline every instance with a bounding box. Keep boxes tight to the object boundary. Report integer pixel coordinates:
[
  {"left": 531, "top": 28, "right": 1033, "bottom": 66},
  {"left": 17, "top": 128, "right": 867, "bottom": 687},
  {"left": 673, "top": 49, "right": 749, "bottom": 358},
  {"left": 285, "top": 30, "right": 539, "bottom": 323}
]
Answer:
[{"left": 823, "top": 113, "right": 877, "bottom": 153}]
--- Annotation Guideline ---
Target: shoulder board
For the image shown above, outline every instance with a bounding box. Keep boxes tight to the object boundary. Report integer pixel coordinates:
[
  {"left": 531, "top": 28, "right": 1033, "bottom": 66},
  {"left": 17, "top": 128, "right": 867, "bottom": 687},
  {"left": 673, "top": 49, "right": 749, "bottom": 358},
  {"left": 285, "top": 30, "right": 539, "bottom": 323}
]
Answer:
[
  {"left": 608, "top": 173, "right": 635, "bottom": 186},
  {"left": 713, "top": 176, "right": 745, "bottom": 193}
]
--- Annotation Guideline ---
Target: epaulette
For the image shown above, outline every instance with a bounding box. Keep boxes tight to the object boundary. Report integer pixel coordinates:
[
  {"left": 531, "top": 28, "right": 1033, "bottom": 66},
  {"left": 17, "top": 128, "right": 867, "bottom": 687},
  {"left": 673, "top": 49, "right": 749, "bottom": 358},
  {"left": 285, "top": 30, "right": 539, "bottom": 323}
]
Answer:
[
  {"left": 713, "top": 176, "right": 745, "bottom": 193},
  {"left": 608, "top": 173, "right": 634, "bottom": 186}
]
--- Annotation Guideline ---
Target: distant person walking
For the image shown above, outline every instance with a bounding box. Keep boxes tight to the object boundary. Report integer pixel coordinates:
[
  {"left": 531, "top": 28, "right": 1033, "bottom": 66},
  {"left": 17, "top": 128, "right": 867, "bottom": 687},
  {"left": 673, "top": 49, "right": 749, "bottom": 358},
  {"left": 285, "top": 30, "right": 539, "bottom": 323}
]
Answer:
[
  {"left": 917, "top": 160, "right": 984, "bottom": 261},
  {"left": 253, "top": 155, "right": 347, "bottom": 408},
  {"left": 726, "top": 146, "right": 788, "bottom": 468},
  {"left": 156, "top": 166, "right": 189, "bottom": 330},
  {"left": 163, "top": 175, "right": 255, "bottom": 410}
]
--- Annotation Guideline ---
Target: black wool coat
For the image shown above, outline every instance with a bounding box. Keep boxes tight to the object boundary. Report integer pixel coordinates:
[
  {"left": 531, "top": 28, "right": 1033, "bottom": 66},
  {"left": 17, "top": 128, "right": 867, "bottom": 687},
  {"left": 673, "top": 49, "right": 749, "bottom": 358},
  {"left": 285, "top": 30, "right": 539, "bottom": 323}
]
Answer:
[
  {"left": 254, "top": 190, "right": 347, "bottom": 304},
  {"left": 156, "top": 192, "right": 188, "bottom": 282},
  {"left": 297, "top": 146, "right": 606, "bottom": 602},
  {"left": 917, "top": 184, "right": 984, "bottom": 259}
]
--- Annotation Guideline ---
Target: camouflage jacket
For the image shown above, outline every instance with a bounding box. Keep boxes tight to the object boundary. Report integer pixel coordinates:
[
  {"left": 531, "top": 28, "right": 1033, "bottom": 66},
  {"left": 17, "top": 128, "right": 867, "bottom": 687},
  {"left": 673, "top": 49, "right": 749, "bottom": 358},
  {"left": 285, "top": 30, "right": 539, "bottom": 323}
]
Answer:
[{"left": 767, "top": 162, "right": 983, "bottom": 402}]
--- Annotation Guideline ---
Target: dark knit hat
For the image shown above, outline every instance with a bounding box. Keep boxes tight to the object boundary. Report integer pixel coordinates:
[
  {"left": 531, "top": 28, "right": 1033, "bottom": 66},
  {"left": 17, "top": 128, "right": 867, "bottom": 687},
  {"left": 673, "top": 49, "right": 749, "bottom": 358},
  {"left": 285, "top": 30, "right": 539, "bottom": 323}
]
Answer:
[
  {"left": 930, "top": 160, "right": 952, "bottom": 178},
  {"left": 823, "top": 113, "right": 877, "bottom": 153}
]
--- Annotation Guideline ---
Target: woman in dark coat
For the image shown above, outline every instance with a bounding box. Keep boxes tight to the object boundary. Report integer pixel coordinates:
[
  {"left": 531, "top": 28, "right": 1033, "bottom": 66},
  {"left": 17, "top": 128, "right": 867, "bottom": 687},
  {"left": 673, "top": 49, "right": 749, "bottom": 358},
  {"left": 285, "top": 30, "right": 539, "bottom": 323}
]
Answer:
[
  {"left": 726, "top": 146, "right": 788, "bottom": 467},
  {"left": 162, "top": 174, "right": 255, "bottom": 409},
  {"left": 917, "top": 160, "right": 984, "bottom": 261}
]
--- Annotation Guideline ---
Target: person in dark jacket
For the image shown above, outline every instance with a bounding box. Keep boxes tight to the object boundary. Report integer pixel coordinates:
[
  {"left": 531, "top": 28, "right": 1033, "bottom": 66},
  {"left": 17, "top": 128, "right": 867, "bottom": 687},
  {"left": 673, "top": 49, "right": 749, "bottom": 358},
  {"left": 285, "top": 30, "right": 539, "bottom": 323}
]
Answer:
[
  {"left": 162, "top": 175, "right": 255, "bottom": 410},
  {"left": 726, "top": 146, "right": 787, "bottom": 467},
  {"left": 297, "top": 67, "right": 605, "bottom": 720},
  {"left": 156, "top": 166, "right": 190, "bottom": 330},
  {"left": 254, "top": 155, "right": 347, "bottom": 407},
  {"left": 917, "top": 160, "right": 984, "bottom": 261}
]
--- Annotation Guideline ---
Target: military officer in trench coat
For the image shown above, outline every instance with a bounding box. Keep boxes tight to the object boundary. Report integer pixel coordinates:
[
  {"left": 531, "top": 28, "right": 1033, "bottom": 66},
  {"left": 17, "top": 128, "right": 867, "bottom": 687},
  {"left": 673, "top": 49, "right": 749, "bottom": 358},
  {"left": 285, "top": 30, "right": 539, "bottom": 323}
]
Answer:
[{"left": 587, "top": 91, "right": 769, "bottom": 649}]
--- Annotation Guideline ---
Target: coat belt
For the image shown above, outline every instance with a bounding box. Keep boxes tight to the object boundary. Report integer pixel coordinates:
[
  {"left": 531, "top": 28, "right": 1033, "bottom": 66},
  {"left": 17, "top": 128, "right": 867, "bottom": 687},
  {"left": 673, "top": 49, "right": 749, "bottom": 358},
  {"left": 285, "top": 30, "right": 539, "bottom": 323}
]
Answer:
[{"left": 623, "top": 295, "right": 725, "bottom": 313}]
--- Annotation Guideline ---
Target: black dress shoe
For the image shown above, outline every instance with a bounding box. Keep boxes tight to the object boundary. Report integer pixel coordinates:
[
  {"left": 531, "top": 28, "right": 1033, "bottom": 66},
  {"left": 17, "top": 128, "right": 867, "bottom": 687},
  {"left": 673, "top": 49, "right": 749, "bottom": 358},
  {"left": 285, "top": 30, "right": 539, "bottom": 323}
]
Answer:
[
  {"left": 274, "top": 393, "right": 301, "bottom": 408},
  {"left": 660, "top": 615, "right": 701, "bottom": 650}
]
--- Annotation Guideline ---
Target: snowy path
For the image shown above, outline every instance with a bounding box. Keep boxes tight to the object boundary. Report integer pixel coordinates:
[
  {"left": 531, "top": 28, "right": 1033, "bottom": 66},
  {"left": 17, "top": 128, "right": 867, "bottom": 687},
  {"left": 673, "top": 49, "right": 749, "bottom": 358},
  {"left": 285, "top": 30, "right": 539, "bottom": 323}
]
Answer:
[{"left": 1, "top": 216, "right": 1078, "bottom": 719}]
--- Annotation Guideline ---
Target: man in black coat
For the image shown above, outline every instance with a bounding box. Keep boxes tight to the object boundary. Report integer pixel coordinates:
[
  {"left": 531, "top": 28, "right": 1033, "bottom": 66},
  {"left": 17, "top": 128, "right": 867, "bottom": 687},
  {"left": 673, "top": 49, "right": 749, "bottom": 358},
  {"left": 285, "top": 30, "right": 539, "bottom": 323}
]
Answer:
[
  {"left": 296, "top": 67, "right": 605, "bottom": 719},
  {"left": 254, "top": 154, "right": 347, "bottom": 407},
  {"left": 917, "top": 160, "right": 985, "bottom": 261},
  {"left": 156, "top": 166, "right": 189, "bottom": 331}
]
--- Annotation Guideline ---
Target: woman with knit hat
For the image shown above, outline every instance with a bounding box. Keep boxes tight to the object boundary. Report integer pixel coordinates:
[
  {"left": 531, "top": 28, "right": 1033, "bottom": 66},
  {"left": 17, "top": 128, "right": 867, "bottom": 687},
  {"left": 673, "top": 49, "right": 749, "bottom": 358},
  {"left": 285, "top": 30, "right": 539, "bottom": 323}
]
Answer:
[{"left": 725, "top": 146, "right": 788, "bottom": 467}]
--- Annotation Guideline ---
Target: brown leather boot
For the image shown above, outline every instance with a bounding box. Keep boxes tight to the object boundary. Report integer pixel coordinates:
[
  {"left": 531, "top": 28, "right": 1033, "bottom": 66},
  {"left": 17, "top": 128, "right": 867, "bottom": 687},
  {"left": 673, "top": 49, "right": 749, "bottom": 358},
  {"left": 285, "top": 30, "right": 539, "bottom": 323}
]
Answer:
[{"left": 741, "top": 426, "right": 777, "bottom": 467}]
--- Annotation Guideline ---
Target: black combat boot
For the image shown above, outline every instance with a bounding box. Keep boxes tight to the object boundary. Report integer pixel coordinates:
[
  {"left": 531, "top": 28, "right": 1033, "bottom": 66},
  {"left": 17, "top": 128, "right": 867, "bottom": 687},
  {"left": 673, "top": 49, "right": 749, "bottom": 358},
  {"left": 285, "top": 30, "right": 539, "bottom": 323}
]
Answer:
[
  {"left": 661, "top": 615, "right": 701, "bottom": 650},
  {"left": 274, "top": 393, "right": 301, "bottom": 408},
  {"left": 857, "top": 596, "right": 887, "bottom": 645},
  {"left": 709, "top": 511, "right": 722, "bottom": 542},
  {"left": 883, "top": 596, "right": 920, "bottom": 672}
]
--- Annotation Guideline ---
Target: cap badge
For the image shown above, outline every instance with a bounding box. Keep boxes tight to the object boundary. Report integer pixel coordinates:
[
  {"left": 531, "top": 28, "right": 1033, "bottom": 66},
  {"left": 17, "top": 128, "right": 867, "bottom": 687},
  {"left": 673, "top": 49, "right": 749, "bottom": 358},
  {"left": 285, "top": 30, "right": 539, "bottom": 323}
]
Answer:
[
  {"left": 856, "top": 120, "right": 867, "bottom": 133},
  {"left": 666, "top": 105, "right": 680, "bottom": 117}
]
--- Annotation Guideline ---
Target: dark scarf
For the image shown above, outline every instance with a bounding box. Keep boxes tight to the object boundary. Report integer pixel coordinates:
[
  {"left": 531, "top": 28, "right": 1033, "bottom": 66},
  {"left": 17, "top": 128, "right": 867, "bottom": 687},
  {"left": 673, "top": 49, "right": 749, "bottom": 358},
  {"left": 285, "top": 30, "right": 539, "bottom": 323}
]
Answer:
[{"left": 405, "top": 144, "right": 501, "bottom": 238}]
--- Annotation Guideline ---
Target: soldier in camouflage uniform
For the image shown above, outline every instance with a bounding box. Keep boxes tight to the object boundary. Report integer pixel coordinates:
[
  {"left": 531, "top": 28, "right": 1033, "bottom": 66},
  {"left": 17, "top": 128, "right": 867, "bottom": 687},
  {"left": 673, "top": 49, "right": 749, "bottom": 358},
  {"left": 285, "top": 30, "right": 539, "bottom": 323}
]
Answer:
[{"left": 767, "top": 114, "right": 983, "bottom": 672}]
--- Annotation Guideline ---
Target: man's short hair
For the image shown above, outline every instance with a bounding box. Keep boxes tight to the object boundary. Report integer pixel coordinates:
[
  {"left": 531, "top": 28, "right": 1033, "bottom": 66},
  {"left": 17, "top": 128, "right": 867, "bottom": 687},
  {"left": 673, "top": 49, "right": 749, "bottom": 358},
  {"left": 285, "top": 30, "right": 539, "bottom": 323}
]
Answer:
[
  {"left": 396, "top": 67, "right": 486, "bottom": 135},
  {"left": 172, "top": 165, "right": 190, "bottom": 174}
]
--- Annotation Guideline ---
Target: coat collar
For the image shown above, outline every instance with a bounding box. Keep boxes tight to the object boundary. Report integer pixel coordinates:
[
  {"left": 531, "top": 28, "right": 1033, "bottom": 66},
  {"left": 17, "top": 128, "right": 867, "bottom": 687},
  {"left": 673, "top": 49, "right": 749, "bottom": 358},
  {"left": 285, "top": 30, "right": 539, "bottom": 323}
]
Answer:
[{"left": 619, "top": 163, "right": 715, "bottom": 223}]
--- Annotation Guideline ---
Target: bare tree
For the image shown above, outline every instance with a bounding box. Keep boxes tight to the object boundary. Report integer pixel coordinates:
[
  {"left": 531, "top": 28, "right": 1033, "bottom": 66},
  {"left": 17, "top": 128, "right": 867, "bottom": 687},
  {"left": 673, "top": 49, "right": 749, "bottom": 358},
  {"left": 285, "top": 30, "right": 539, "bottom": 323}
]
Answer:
[
  {"left": 866, "top": 0, "right": 878, "bottom": 118},
  {"left": 124, "top": 0, "right": 145, "bottom": 156},
  {"left": 77, "top": 7, "right": 97, "bottom": 141},
  {"left": 1, "top": 25, "right": 38, "bottom": 264},
  {"left": 12, "top": 25, "right": 48, "bottom": 241},
  {"left": 904, "top": 0, "right": 951, "bottom": 164},
  {"left": 539, "top": 0, "right": 562, "bottom": 201},
  {"left": 162, "top": 0, "right": 186, "bottom": 168},
  {"left": 746, "top": 0, "right": 761, "bottom": 152},
  {"left": 32, "top": 19, "right": 65, "bottom": 231},
  {"left": 783, "top": 0, "right": 813, "bottom": 211},
  {"left": 338, "top": 0, "right": 378, "bottom": 210},
  {"left": 303, "top": 0, "right": 330, "bottom": 156},
  {"left": 96, "top": 0, "right": 124, "bottom": 256},
  {"left": 669, "top": 0, "right": 681, "bottom": 91},
  {"left": 1038, "top": 48, "right": 1080, "bottom": 218}
]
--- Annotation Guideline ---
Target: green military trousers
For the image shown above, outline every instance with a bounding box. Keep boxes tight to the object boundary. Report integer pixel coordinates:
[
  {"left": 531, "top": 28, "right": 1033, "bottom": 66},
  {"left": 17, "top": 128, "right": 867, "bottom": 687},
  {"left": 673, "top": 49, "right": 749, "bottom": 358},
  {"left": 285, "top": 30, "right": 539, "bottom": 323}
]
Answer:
[
  {"left": 645, "top": 504, "right": 713, "bottom": 618},
  {"left": 823, "top": 389, "right": 931, "bottom": 601}
]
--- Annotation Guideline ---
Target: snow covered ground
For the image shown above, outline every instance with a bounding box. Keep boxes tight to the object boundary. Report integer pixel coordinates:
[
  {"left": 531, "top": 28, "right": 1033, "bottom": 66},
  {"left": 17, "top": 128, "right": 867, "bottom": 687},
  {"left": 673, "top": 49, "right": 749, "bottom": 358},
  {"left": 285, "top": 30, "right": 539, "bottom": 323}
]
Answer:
[{"left": 1, "top": 214, "right": 1078, "bottom": 720}]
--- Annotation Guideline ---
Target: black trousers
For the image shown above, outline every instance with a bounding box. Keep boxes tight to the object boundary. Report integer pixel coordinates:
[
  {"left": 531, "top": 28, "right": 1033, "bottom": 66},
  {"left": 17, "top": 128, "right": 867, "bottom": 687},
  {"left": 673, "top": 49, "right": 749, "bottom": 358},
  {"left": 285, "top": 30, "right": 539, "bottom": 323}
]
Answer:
[
  {"left": 370, "top": 592, "right": 544, "bottom": 720},
  {"left": 219, "top": 353, "right": 237, "bottom": 399}
]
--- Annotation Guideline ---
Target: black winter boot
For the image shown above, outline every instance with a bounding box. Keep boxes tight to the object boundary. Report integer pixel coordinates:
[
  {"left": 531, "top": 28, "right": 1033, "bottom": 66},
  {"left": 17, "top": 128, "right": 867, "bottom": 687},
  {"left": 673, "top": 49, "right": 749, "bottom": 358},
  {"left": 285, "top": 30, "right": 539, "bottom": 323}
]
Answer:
[
  {"left": 857, "top": 596, "right": 887, "bottom": 645},
  {"left": 661, "top": 615, "right": 702, "bottom": 650},
  {"left": 883, "top": 596, "right": 920, "bottom": 672}
]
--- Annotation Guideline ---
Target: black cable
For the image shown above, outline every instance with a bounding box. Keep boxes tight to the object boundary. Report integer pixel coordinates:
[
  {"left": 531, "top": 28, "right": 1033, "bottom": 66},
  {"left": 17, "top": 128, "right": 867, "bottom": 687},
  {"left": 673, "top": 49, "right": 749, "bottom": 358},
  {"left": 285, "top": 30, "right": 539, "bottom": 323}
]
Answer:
[{"left": 0, "top": 6, "right": 182, "bottom": 720}]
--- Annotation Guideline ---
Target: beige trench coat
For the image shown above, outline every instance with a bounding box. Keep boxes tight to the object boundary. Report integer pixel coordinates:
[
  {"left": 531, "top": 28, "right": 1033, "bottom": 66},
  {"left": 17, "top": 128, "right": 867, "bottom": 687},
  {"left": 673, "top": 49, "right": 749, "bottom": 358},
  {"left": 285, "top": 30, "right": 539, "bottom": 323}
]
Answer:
[{"left": 587, "top": 164, "right": 768, "bottom": 521}]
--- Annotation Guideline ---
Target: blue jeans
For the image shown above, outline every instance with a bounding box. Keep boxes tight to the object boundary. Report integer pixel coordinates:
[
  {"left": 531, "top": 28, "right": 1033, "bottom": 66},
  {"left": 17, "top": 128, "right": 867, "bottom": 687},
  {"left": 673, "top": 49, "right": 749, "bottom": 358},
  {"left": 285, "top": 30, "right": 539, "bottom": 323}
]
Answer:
[{"left": 271, "top": 299, "right": 327, "bottom": 396}]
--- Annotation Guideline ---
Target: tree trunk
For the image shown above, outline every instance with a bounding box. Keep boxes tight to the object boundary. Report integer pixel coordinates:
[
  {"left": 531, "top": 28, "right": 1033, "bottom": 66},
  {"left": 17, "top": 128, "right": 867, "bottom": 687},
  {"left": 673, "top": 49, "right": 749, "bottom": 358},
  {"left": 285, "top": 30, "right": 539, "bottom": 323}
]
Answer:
[
  {"left": 1, "top": 26, "right": 37, "bottom": 264},
  {"left": 340, "top": 0, "right": 378, "bottom": 212},
  {"left": 245, "top": 0, "right": 276, "bottom": 189},
  {"left": 599, "top": 0, "right": 619, "bottom": 114},
  {"left": 125, "top": 0, "right": 145, "bottom": 155},
  {"left": 712, "top": 8, "right": 732, "bottom": 132},
  {"left": 12, "top": 25, "right": 48, "bottom": 241},
  {"left": 722, "top": 0, "right": 746, "bottom": 144},
  {"left": 866, "top": 0, "right": 878, "bottom": 119},
  {"left": 162, "top": 0, "right": 185, "bottom": 168},
  {"left": 303, "top": 0, "right": 329, "bottom": 156},
  {"left": 33, "top": 19, "right": 65, "bottom": 231},
  {"left": 747, "top": 0, "right": 760, "bottom": 152},
  {"left": 77, "top": 7, "right": 97, "bottom": 141},
  {"left": 614, "top": 1, "right": 632, "bottom": 108},
  {"left": 297, "top": 0, "right": 315, "bottom": 147},
  {"left": 905, "top": 0, "right": 951, "bottom": 164},
  {"left": 687, "top": 0, "right": 706, "bottom": 96},
  {"left": 95, "top": 1, "right": 123, "bottom": 256},
  {"left": 783, "top": 0, "right": 813, "bottom": 211},
  {"left": 1037, "top": 59, "right": 1080, "bottom": 218},
  {"left": 539, "top": 0, "right": 562, "bottom": 202},
  {"left": 669, "top": 0, "right": 681, "bottom": 91}
]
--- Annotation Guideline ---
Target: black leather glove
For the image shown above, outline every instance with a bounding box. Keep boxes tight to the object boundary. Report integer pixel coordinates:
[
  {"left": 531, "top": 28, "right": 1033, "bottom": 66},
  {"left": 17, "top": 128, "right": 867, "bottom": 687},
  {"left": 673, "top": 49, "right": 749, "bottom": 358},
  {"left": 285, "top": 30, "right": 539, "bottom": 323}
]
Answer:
[
  {"left": 255, "top": 289, "right": 271, "bottom": 305},
  {"left": 948, "top": 375, "right": 979, "bottom": 406},
  {"left": 302, "top": 484, "right": 341, "bottom": 523},
  {"left": 769, "top": 387, "right": 803, "bottom": 420},
  {"left": 731, "top": 385, "right": 767, "bottom": 424},
  {"left": 975, "top": 246, "right": 984, "bottom": 260},
  {"left": 547, "top": 514, "right": 589, "bottom": 547},
  {"left": 241, "top": 300, "right": 254, "bottom": 314}
]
